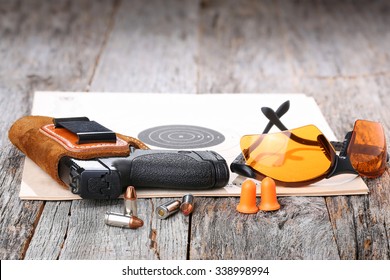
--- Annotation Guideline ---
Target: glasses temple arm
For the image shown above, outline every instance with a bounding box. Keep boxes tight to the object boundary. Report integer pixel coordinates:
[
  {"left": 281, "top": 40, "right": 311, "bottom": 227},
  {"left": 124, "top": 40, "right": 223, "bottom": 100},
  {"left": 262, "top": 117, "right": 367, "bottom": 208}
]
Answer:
[
  {"left": 230, "top": 100, "right": 290, "bottom": 177},
  {"left": 243, "top": 102, "right": 293, "bottom": 157},
  {"left": 261, "top": 107, "right": 319, "bottom": 146},
  {"left": 241, "top": 104, "right": 320, "bottom": 162},
  {"left": 261, "top": 107, "right": 289, "bottom": 131},
  {"left": 261, "top": 100, "right": 290, "bottom": 133}
]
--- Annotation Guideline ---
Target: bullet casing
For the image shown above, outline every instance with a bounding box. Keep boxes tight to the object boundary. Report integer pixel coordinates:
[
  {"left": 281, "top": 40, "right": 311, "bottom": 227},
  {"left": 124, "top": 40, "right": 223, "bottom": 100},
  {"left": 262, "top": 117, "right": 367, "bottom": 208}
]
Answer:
[
  {"left": 104, "top": 212, "right": 143, "bottom": 229},
  {"left": 124, "top": 186, "right": 137, "bottom": 216},
  {"left": 180, "top": 194, "right": 194, "bottom": 216},
  {"left": 156, "top": 200, "right": 181, "bottom": 219}
]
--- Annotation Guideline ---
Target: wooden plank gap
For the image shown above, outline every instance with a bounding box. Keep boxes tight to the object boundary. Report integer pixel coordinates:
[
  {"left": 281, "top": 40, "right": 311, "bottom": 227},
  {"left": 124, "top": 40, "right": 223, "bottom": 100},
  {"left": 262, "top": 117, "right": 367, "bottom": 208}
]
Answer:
[
  {"left": 147, "top": 199, "right": 161, "bottom": 260},
  {"left": 384, "top": 219, "right": 390, "bottom": 259},
  {"left": 350, "top": 197, "right": 360, "bottom": 260},
  {"left": 274, "top": 0, "right": 300, "bottom": 90},
  {"left": 149, "top": 228, "right": 161, "bottom": 260},
  {"left": 304, "top": 70, "right": 390, "bottom": 81},
  {"left": 186, "top": 212, "right": 192, "bottom": 260},
  {"left": 85, "top": 0, "right": 122, "bottom": 92},
  {"left": 55, "top": 202, "right": 72, "bottom": 260},
  {"left": 195, "top": 0, "right": 203, "bottom": 95},
  {"left": 20, "top": 201, "right": 46, "bottom": 259},
  {"left": 324, "top": 197, "right": 342, "bottom": 259},
  {"left": 148, "top": 228, "right": 161, "bottom": 260}
]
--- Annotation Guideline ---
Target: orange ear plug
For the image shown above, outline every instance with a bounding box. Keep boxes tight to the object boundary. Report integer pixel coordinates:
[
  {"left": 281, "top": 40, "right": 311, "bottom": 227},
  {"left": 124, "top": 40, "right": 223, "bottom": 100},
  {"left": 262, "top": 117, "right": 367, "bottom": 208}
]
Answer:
[
  {"left": 236, "top": 179, "right": 259, "bottom": 214},
  {"left": 258, "top": 177, "right": 280, "bottom": 211}
]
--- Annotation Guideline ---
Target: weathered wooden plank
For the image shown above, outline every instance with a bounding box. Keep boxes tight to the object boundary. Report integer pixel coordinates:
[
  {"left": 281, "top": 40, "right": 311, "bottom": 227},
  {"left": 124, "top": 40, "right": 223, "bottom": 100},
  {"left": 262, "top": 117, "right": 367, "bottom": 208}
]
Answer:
[
  {"left": 58, "top": 198, "right": 189, "bottom": 260},
  {"left": 0, "top": 3, "right": 43, "bottom": 255},
  {"left": 198, "top": 0, "right": 297, "bottom": 93},
  {"left": 59, "top": 0, "right": 200, "bottom": 259},
  {"left": 275, "top": 0, "right": 390, "bottom": 123},
  {"left": 320, "top": 78, "right": 390, "bottom": 259},
  {"left": 0, "top": 0, "right": 117, "bottom": 259},
  {"left": 194, "top": 0, "right": 341, "bottom": 259},
  {"left": 191, "top": 197, "right": 339, "bottom": 259},
  {"left": 326, "top": 174, "right": 390, "bottom": 260},
  {"left": 274, "top": 0, "right": 390, "bottom": 259},
  {"left": 90, "top": 0, "right": 199, "bottom": 93},
  {"left": 278, "top": 0, "right": 390, "bottom": 79},
  {"left": 23, "top": 202, "right": 71, "bottom": 259},
  {"left": 2, "top": 0, "right": 389, "bottom": 261},
  {"left": 0, "top": 144, "right": 43, "bottom": 259}
]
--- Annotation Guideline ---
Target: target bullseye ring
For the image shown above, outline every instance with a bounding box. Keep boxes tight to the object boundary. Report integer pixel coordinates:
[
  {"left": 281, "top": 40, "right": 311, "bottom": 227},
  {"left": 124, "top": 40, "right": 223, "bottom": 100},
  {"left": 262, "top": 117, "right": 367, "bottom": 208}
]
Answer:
[{"left": 138, "top": 125, "right": 225, "bottom": 149}]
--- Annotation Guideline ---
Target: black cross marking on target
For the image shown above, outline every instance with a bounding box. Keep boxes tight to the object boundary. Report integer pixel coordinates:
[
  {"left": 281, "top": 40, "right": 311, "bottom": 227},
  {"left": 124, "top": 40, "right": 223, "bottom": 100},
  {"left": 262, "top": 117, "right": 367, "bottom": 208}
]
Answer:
[{"left": 138, "top": 125, "right": 225, "bottom": 149}]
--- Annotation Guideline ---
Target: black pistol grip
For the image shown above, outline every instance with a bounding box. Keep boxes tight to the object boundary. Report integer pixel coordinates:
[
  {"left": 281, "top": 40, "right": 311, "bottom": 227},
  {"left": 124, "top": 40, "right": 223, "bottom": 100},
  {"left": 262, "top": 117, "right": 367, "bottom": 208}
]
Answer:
[{"left": 120, "top": 149, "right": 229, "bottom": 189}]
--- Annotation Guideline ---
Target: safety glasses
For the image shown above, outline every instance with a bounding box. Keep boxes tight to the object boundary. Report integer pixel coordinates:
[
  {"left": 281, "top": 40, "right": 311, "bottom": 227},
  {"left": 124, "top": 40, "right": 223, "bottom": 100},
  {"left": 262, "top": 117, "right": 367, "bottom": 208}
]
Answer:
[{"left": 232, "top": 101, "right": 388, "bottom": 187}]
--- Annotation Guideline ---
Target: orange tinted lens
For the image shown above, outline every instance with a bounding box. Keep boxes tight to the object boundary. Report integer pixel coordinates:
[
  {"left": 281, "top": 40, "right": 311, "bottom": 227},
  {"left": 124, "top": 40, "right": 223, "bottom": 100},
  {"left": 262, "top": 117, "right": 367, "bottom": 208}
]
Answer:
[
  {"left": 347, "top": 120, "right": 387, "bottom": 177},
  {"left": 240, "top": 125, "right": 333, "bottom": 183}
]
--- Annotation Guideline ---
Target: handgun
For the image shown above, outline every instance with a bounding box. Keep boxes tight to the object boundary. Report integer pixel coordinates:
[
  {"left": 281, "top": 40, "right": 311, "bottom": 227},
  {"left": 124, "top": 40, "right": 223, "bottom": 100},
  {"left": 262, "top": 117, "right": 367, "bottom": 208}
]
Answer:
[{"left": 58, "top": 149, "right": 230, "bottom": 199}]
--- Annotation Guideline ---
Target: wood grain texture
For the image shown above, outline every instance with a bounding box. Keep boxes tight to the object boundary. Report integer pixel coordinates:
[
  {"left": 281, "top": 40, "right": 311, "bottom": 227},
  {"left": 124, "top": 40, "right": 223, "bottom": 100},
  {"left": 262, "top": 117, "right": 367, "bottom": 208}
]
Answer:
[
  {"left": 23, "top": 202, "right": 71, "bottom": 259},
  {"left": 90, "top": 0, "right": 199, "bottom": 93},
  {"left": 57, "top": 198, "right": 189, "bottom": 260},
  {"left": 0, "top": 0, "right": 117, "bottom": 259},
  {"left": 274, "top": 0, "right": 390, "bottom": 259},
  {"left": 0, "top": 145, "right": 43, "bottom": 259},
  {"left": 1, "top": 0, "right": 390, "bottom": 260},
  {"left": 194, "top": 0, "right": 390, "bottom": 260},
  {"left": 190, "top": 197, "right": 339, "bottom": 259},
  {"left": 194, "top": 0, "right": 340, "bottom": 259},
  {"left": 56, "top": 0, "right": 199, "bottom": 259},
  {"left": 326, "top": 174, "right": 390, "bottom": 260},
  {"left": 198, "top": 0, "right": 296, "bottom": 93}
]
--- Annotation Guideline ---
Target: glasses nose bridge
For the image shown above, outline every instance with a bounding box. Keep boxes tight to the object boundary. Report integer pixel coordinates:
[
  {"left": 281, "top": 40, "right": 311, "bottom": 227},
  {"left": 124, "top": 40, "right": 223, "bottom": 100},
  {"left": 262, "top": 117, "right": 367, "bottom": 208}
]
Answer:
[{"left": 325, "top": 131, "right": 359, "bottom": 178}]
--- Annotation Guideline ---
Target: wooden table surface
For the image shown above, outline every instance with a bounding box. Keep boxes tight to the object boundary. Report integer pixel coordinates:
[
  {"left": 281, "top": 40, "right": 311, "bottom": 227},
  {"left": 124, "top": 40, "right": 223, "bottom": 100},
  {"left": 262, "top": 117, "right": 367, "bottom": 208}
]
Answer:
[{"left": 1, "top": 0, "right": 389, "bottom": 260}]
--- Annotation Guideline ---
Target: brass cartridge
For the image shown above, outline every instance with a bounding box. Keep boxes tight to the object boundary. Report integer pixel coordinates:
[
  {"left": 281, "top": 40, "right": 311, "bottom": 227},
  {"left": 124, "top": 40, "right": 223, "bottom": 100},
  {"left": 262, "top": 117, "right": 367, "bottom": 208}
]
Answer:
[
  {"left": 156, "top": 200, "right": 181, "bottom": 219},
  {"left": 124, "top": 186, "right": 137, "bottom": 216},
  {"left": 180, "top": 194, "right": 194, "bottom": 216},
  {"left": 104, "top": 212, "right": 143, "bottom": 229}
]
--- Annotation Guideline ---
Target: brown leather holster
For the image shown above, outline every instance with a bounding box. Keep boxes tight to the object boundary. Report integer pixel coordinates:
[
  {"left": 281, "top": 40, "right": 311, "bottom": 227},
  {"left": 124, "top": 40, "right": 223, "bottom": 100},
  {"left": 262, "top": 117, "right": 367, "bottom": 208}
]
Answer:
[{"left": 8, "top": 116, "right": 149, "bottom": 188}]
